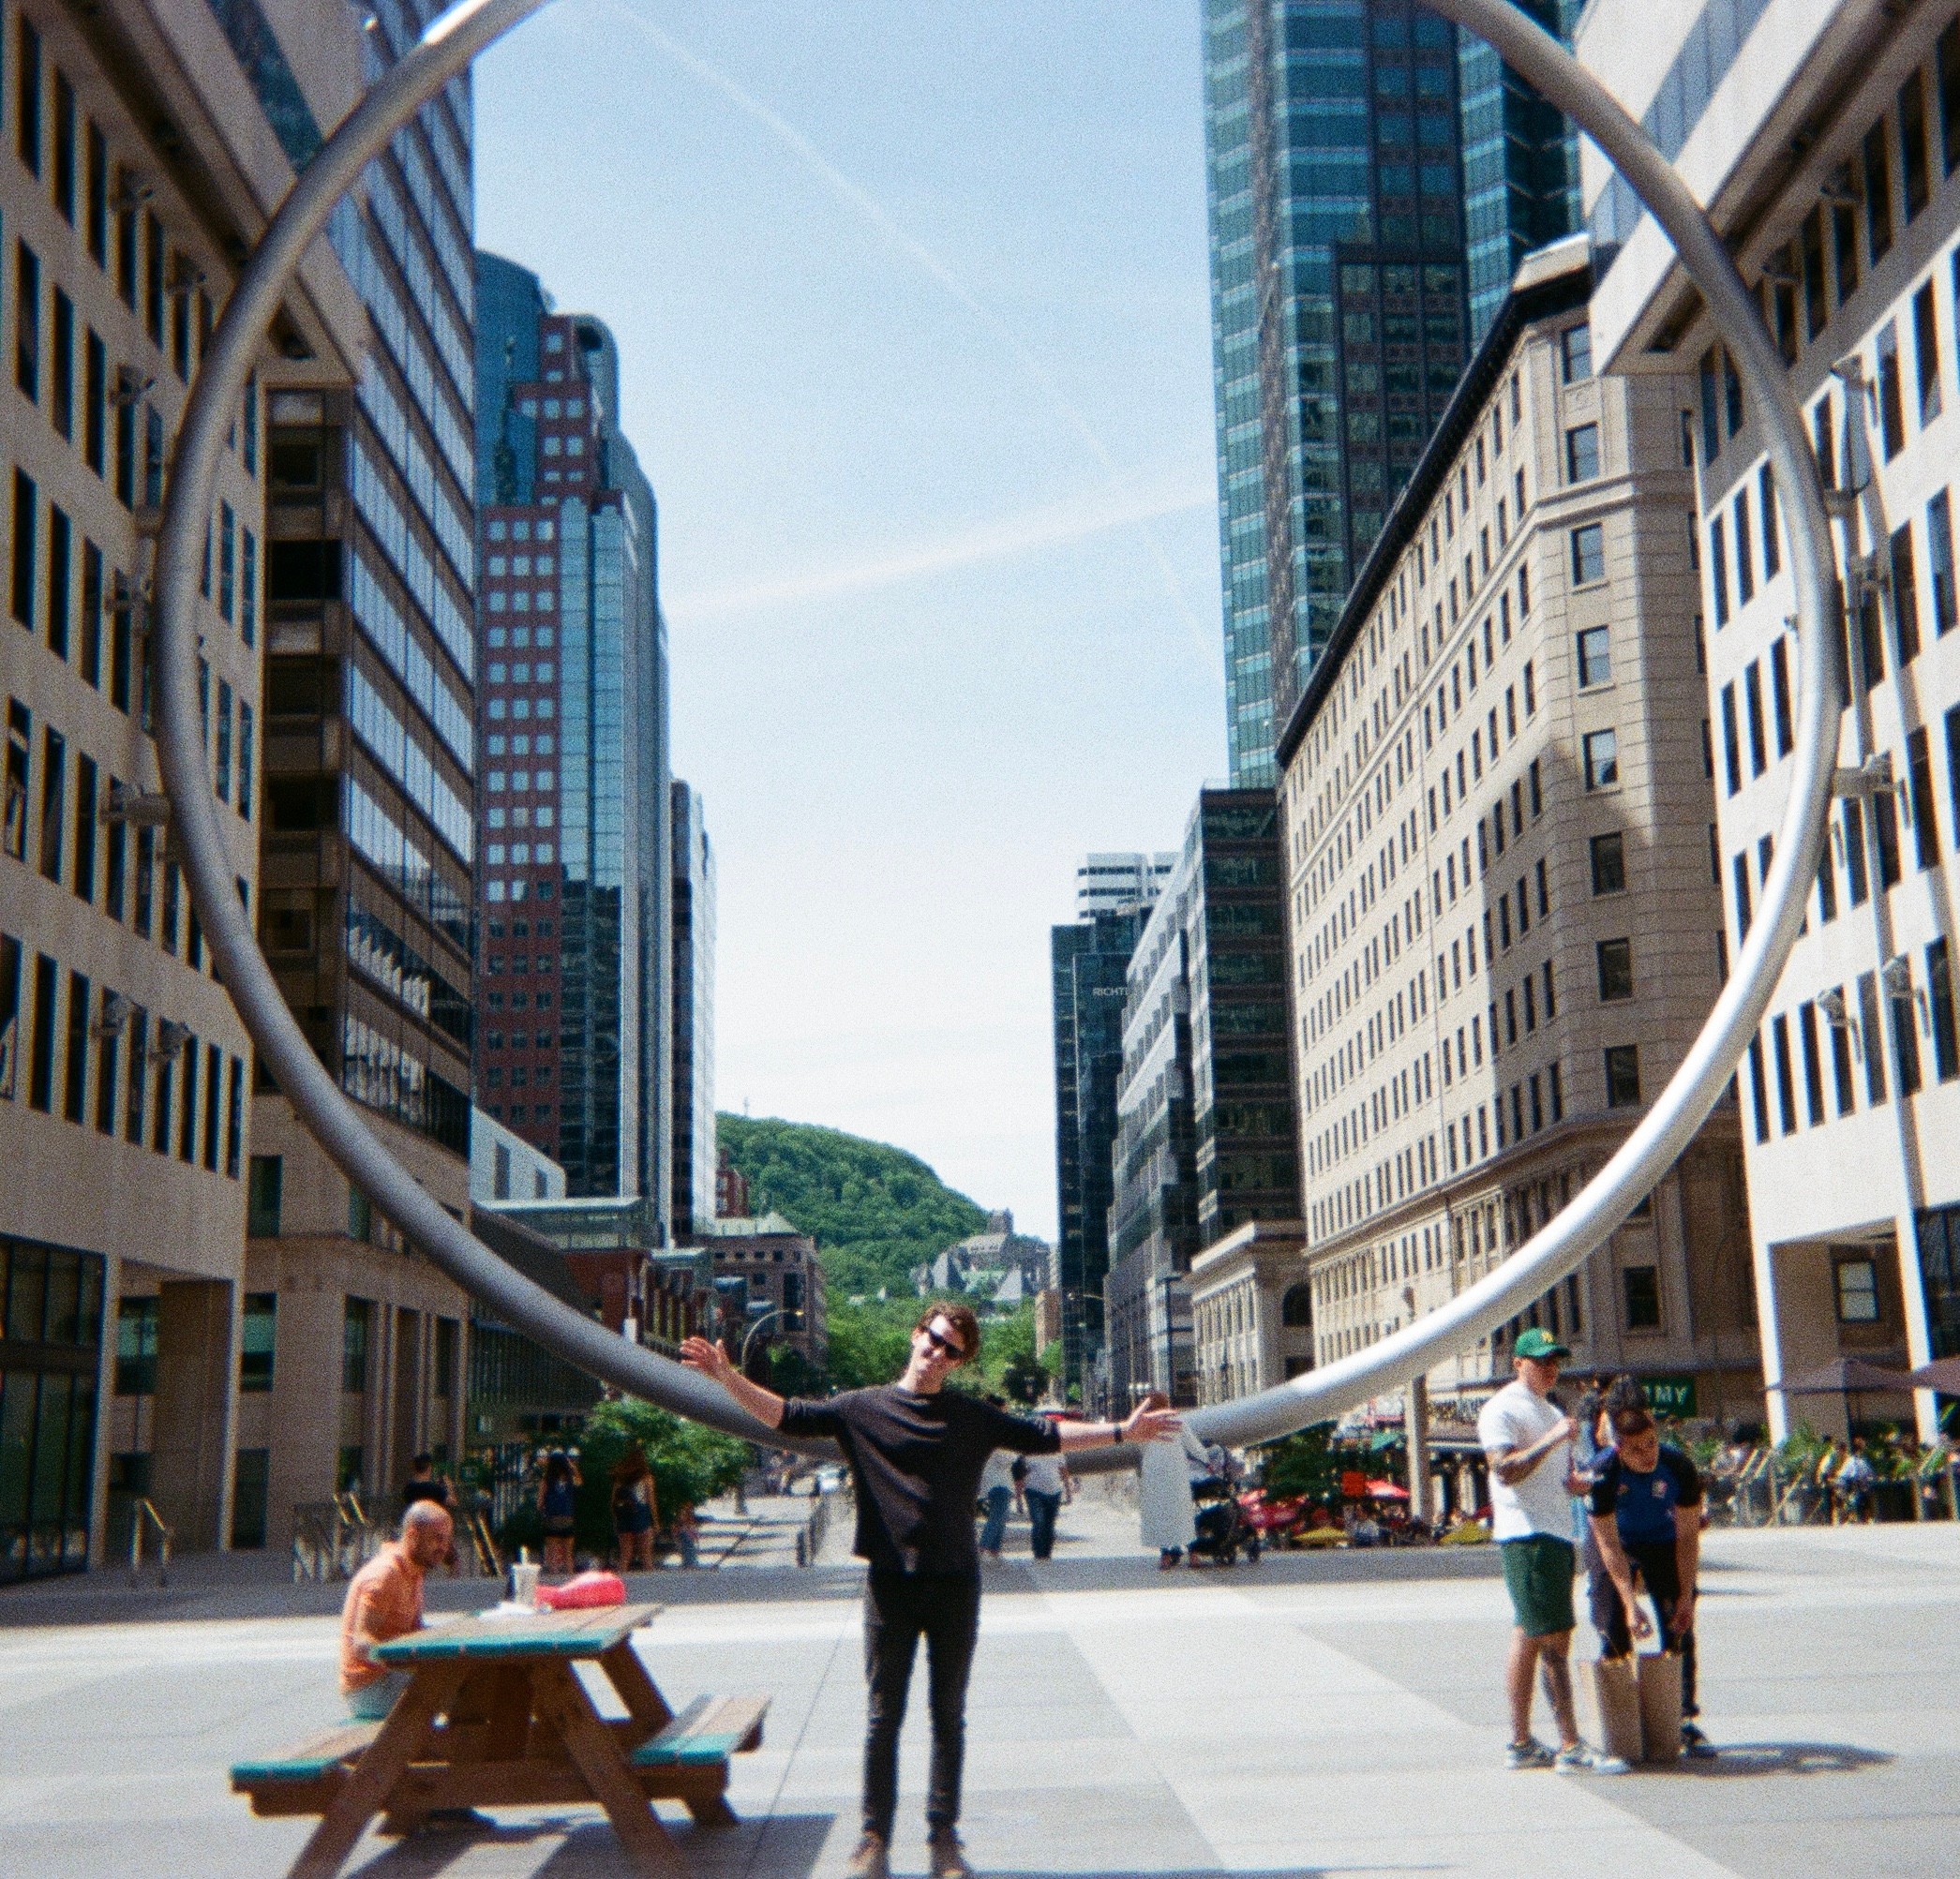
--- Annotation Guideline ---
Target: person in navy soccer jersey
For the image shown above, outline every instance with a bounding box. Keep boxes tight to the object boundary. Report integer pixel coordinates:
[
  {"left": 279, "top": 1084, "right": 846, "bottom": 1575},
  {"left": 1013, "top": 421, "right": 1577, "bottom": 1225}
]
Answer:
[{"left": 1586, "top": 1376, "right": 1716, "bottom": 1757}]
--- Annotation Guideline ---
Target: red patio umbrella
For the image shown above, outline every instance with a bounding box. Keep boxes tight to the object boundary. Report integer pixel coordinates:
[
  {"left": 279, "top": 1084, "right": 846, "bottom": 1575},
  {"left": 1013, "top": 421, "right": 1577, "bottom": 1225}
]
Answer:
[{"left": 1364, "top": 1478, "right": 1410, "bottom": 1499}]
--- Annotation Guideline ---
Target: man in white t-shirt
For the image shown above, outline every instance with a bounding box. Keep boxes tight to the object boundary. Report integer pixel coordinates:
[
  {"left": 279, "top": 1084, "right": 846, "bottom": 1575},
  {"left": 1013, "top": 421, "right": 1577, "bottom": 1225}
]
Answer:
[{"left": 1476, "top": 1329, "right": 1626, "bottom": 1775}]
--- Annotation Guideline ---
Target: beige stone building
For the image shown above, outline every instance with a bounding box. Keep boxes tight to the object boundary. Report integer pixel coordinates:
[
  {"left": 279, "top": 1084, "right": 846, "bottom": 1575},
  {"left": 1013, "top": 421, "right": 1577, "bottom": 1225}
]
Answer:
[
  {"left": 1273, "top": 236, "right": 1762, "bottom": 1425},
  {"left": 0, "top": 0, "right": 375, "bottom": 1580},
  {"left": 1189, "top": 1220, "right": 1311, "bottom": 1407}
]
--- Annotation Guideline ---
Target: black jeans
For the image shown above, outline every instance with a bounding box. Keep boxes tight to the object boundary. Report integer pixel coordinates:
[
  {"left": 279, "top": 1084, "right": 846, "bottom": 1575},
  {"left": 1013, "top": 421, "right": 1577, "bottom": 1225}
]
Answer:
[
  {"left": 1592, "top": 1538, "right": 1699, "bottom": 1716},
  {"left": 861, "top": 1571, "right": 982, "bottom": 1841}
]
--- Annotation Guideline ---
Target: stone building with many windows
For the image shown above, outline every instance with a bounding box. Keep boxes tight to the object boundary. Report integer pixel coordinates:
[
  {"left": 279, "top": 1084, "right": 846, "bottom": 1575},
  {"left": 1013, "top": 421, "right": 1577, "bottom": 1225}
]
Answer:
[
  {"left": 1275, "top": 235, "right": 1761, "bottom": 1422},
  {"left": 1578, "top": 0, "right": 1960, "bottom": 1436},
  {"left": 0, "top": 0, "right": 375, "bottom": 1577}
]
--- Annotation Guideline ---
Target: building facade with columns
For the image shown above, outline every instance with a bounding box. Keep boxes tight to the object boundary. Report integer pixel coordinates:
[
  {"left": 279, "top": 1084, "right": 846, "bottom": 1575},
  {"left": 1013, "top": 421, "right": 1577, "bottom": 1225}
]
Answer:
[
  {"left": 1275, "top": 236, "right": 1761, "bottom": 1424},
  {"left": 1578, "top": 0, "right": 1960, "bottom": 1438}
]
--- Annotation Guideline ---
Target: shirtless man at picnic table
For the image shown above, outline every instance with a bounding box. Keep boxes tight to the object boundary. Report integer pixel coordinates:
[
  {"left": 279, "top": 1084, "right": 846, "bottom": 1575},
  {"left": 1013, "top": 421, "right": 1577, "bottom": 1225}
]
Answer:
[{"left": 339, "top": 1500, "right": 455, "bottom": 1721}]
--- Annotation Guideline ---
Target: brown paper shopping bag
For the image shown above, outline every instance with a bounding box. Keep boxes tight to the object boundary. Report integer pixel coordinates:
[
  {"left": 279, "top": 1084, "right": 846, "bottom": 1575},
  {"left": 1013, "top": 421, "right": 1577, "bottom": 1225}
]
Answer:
[
  {"left": 1637, "top": 1649, "right": 1683, "bottom": 1765},
  {"left": 1585, "top": 1655, "right": 1643, "bottom": 1766}
]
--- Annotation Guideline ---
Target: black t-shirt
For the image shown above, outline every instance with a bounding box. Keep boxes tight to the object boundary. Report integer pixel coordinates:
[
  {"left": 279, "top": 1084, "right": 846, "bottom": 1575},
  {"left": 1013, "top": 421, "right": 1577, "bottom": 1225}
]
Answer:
[
  {"left": 779, "top": 1385, "right": 1061, "bottom": 1578},
  {"left": 1587, "top": 1443, "right": 1701, "bottom": 1548},
  {"left": 402, "top": 1478, "right": 449, "bottom": 1508}
]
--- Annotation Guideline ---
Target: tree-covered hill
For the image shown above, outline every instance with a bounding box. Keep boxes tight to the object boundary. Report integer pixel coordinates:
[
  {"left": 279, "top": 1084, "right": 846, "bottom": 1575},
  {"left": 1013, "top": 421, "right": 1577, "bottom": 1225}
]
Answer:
[{"left": 714, "top": 1113, "right": 989, "bottom": 1303}]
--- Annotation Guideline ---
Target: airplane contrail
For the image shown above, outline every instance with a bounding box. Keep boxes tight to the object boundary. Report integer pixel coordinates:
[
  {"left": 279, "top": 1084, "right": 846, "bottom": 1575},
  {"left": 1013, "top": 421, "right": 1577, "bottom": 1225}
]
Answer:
[
  {"left": 588, "top": 0, "right": 1221, "bottom": 671},
  {"left": 672, "top": 477, "right": 1214, "bottom": 619}
]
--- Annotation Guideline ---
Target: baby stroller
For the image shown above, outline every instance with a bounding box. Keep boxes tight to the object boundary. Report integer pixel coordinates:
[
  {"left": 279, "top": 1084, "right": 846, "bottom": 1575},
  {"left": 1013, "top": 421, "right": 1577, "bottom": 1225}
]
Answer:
[{"left": 1185, "top": 1475, "right": 1261, "bottom": 1565}]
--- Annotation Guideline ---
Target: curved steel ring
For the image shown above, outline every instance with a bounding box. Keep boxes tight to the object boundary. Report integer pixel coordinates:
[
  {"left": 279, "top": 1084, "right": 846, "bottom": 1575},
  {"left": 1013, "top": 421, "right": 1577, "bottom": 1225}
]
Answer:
[{"left": 155, "top": 0, "right": 1838, "bottom": 1462}]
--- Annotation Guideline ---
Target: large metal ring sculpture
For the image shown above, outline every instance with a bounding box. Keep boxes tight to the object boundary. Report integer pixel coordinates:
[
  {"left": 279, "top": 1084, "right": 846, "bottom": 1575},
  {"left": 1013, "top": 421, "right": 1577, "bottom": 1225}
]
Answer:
[{"left": 157, "top": 0, "right": 1840, "bottom": 1460}]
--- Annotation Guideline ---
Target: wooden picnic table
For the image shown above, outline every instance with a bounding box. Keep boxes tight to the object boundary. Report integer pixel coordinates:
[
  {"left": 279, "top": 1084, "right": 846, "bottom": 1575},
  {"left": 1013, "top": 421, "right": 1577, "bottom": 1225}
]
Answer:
[{"left": 230, "top": 1601, "right": 768, "bottom": 1879}]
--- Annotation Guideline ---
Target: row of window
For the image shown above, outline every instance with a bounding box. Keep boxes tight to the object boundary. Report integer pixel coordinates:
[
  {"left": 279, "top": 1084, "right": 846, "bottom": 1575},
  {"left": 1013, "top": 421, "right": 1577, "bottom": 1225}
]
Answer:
[
  {"left": 3, "top": 696, "right": 243, "bottom": 960},
  {"left": 0, "top": 929, "right": 243, "bottom": 1174},
  {"left": 1746, "top": 938, "right": 1960, "bottom": 1145}
]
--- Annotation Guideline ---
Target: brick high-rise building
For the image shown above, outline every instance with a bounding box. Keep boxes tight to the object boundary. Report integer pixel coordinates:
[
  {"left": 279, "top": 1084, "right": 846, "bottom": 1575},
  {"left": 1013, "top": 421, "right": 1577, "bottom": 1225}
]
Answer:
[{"left": 472, "top": 251, "right": 672, "bottom": 1222}]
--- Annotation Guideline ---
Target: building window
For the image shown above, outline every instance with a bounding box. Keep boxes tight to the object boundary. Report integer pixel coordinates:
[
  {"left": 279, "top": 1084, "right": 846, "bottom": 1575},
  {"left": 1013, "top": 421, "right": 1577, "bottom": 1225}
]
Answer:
[
  {"left": 1834, "top": 1257, "right": 1879, "bottom": 1323},
  {"left": 1596, "top": 939, "right": 1633, "bottom": 1002},
  {"left": 1564, "top": 423, "right": 1600, "bottom": 483},
  {"left": 247, "top": 1155, "right": 283, "bottom": 1236},
  {"left": 115, "top": 1295, "right": 158, "bottom": 1395},
  {"left": 1929, "top": 939, "right": 1960, "bottom": 1083},
  {"left": 1570, "top": 523, "right": 1605, "bottom": 587},
  {"left": 1582, "top": 729, "right": 1618, "bottom": 790},
  {"left": 1603, "top": 1045, "right": 1641, "bottom": 1107},
  {"left": 240, "top": 1292, "right": 276, "bottom": 1392},
  {"left": 1622, "top": 1265, "right": 1661, "bottom": 1331},
  {"left": 1562, "top": 322, "right": 1592, "bottom": 383},
  {"left": 1589, "top": 832, "right": 1624, "bottom": 895},
  {"left": 1576, "top": 626, "right": 1610, "bottom": 688},
  {"left": 342, "top": 1297, "right": 371, "bottom": 1394}
]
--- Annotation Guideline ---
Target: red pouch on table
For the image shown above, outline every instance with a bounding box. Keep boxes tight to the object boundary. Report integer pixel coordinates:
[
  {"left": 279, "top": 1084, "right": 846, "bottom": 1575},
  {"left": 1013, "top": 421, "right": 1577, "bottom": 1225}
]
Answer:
[{"left": 534, "top": 1570, "right": 626, "bottom": 1610}]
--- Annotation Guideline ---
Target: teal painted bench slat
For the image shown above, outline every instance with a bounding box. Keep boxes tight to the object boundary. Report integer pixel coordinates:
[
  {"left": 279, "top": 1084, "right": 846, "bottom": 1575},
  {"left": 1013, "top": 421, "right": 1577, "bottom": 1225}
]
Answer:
[
  {"left": 630, "top": 1694, "right": 769, "bottom": 1769},
  {"left": 231, "top": 1723, "right": 381, "bottom": 1785}
]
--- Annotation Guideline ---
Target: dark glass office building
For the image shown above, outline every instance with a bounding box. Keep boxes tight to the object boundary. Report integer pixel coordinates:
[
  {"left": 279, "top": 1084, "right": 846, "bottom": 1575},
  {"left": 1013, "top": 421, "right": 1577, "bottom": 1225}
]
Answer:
[
  {"left": 1106, "top": 790, "right": 1299, "bottom": 1404},
  {"left": 473, "top": 253, "right": 672, "bottom": 1219},
  {"left": 1458, "top": 0, "right": 1581, "bottom": 346},
  {"left": 1204, "top": 0, "right": 1472, "bottom": 785},
  {"left": 1051, "top": 905, "right": 1153, "bottom": 1395},
  {"left": 249, "top": 1, "right": 478, "bottom": 1162}
]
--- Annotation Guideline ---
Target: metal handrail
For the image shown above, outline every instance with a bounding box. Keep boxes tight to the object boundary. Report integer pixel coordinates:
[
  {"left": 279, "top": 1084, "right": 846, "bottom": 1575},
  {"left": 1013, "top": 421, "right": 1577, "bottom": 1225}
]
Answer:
[
  {"left": 150, "top": 0, "right": 1840, "bottom": 1458},
  {"left": 128, "top": 1499, "right": 172, "bottom": 1587}
]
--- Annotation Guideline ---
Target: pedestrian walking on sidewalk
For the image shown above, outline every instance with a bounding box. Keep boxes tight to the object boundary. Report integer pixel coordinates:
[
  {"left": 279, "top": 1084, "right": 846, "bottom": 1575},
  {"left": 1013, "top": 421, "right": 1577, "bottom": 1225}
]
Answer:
[
  {"left": 681, "top": 1305, "right": 1180, "bottom": 1879},
  {"left": 1139, "top": 1400, "right": 1204, "bottom": 1567},
  {"left": 1022, "top": 1448, "right": 1070, "bottom": 1560},
  {"left": 977, "top": 1438, "right": 1015, "bottom": 1559},
  {"left": 1476, "top": 1329, "right": 1628, "bottom": 1776},
  {"left": 1588, "top": 1378, "right": 1715, "bottom": 1757}
]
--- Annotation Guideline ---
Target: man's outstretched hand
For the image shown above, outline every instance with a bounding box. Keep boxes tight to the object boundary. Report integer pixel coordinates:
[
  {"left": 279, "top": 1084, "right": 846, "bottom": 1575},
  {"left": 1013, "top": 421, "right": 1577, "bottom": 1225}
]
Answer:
[
  {"left": 680, "top": 1335, "right": 737, "bottom": 1389},
  {"left": 1121, "top": 1404, "right": 1184, "bottom": 1444}
]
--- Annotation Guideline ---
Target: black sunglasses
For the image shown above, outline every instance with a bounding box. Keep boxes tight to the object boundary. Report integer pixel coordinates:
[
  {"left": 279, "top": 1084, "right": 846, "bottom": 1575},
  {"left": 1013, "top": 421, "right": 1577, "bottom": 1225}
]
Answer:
[{"left": 920, "top": 1323, "right": 965, "bottom": 1360}]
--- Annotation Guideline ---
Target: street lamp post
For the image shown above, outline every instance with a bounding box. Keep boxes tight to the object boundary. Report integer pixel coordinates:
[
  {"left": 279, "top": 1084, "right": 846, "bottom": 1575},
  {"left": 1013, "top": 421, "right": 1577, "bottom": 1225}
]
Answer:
[{"left": 740, "top": 1308, "right": 794, "bottom": 1372}]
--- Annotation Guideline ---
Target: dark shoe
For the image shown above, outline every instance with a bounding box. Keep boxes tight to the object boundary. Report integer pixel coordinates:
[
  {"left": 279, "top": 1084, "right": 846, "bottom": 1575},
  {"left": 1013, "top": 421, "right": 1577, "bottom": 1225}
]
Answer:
[
  {"left": 928, "top": 1828, "right": 976, "bottom": 1879},
  {"left": 1505, "top": 1737, "right": 1555, "bottom": 1770},
  {"left": 1681, "top": 1722, "right": 1717, "bottom": 1759},
  {"left": 845, "top": 1834, "right": 890, "bottom": 1879}
]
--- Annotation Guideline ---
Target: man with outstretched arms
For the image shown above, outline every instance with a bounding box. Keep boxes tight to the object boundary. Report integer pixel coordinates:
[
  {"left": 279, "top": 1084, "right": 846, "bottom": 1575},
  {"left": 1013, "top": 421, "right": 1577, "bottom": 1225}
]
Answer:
[{"left": 681, "top": 1303, "right": 1180, "bottom": 1879}]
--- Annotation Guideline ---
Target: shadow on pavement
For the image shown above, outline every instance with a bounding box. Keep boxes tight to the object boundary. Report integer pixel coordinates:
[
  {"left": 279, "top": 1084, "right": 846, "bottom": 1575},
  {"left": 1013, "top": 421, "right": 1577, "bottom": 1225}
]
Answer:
[
  {"left": 344, "top": 1809, "right": 838, "bottom": 1878},
  {"left": 1674, "top": 1742, "right": 1894, "bottom": 1778}
]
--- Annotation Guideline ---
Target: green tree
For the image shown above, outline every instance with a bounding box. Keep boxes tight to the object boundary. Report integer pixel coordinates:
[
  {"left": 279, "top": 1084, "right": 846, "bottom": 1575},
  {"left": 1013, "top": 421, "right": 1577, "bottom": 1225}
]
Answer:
[
  {"left": 717, "top": 1114, "right": 989, "bottom": 1302},
  {"left": 1253, "top": 1424, "right": 1340, "bottom": 1499},
  {"left": 542, "top": 1397, "right": 751, "bottom": 1556},
  {"left": 822, "top": 1294, "right": 922, "bottom": 1391}
]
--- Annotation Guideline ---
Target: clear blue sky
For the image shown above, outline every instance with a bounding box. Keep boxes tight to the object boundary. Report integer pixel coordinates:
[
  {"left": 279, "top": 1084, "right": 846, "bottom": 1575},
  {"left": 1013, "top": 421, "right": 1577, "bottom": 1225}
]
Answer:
[{"left": 476, "top": 1, "right": 1225, "bottom": 1238}]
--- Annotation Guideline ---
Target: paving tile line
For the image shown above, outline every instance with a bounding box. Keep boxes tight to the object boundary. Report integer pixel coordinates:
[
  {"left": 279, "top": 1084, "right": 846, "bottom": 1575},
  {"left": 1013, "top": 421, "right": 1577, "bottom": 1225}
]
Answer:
[{"left": 1045, "top": 1581, "right": 1751, "bottom": 1879}]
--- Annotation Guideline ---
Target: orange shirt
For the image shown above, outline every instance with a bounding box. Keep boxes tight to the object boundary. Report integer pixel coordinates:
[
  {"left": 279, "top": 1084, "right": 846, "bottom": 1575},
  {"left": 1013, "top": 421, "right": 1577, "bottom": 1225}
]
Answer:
[{"left": 337, "top": 1543, "right": 426, "bottom": 1693}]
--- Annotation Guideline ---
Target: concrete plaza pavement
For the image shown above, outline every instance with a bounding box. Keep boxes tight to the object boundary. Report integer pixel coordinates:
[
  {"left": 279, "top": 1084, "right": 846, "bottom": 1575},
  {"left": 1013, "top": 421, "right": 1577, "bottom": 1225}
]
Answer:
[{"left": 0, "top": 1487, "right": 1953, "bottom": 1878}]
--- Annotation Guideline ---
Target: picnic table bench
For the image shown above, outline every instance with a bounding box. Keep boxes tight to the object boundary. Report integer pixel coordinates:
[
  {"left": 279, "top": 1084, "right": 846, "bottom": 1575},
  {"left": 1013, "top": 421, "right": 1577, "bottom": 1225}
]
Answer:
[{"left": 230, "top": 1603, "right": 767, "bottom": 1879}]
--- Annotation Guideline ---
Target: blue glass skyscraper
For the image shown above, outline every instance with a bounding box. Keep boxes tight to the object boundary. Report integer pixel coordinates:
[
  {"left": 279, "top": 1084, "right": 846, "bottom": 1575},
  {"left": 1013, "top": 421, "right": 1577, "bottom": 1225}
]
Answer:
[
  {"left": 1204, "top": 0, "right": 1470, "bottom": 783},
  {"left": 1458, "top": 0, "right": 1581, "bottom": 346}
]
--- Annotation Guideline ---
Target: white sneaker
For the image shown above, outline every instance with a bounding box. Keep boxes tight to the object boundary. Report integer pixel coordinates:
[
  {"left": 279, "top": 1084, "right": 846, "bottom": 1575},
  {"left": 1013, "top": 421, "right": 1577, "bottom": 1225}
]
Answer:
[{"left": 1555, "top": 1743, "right": 1631, "bottom": 1776}]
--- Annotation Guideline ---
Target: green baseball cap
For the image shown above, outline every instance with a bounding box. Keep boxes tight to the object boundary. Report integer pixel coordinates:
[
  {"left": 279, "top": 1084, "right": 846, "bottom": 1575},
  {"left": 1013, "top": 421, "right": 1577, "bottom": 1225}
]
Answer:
[{"left": 1513, "top": 1328, "right": 1571, "bottom": 1361}]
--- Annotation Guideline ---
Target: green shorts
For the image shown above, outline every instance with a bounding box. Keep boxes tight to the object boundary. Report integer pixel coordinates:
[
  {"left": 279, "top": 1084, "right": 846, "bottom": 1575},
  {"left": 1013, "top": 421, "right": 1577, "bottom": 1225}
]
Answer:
[{"left": 1500, "top": 1533, "right": 1576, "bottom": 1638}]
